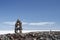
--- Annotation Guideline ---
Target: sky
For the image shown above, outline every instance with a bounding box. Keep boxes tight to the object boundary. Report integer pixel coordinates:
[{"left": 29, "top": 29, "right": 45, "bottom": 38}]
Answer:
[{"left": 0, "top": 0, "right": 60, "bottom": 30}]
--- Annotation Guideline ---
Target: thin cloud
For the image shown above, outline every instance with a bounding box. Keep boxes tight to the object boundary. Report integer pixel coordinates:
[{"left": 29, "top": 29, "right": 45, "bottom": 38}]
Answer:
[
  {"left": 29, "top": 22, "right": 55, "bottom": 26},
  {"left": 22, "top": 22, "right": 28, "bottom": 25},
  {"left": 3, "top": 21, "right": 55, "bottom": 26},
  {"left": 3, "top": 21, "right": 15, "bottom": 26},
  {"left": 3, "top": 21, "right": 28, "bottom": 26}
]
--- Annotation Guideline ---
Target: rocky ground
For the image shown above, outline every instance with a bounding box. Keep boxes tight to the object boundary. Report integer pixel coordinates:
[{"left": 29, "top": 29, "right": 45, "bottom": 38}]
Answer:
[{"left": 0, "top": 31, "right": 60, "bottom": 40}]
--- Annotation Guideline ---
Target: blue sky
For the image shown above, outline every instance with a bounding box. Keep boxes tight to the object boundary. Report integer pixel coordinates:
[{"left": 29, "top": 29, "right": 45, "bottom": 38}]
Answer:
[{"left": 0, "top": 0, "right": 60, "bottom": 30}]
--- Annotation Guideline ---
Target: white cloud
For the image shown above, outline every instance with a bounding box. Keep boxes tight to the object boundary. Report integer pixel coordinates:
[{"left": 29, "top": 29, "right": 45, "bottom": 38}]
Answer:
[
  {"left": 3, "top": 21, "right": 55, "bottom": 26},
  {"left": 3, "top": 22, "right": 28, "bottom": 26},
  {"left": 22, "top": 22, "right": 28, "bottom": 25},
  {"left": 3, "top": 21, "right": 15, "bottom": 26},
  {"left": 0, "top": 30, "right": 60, "bottom": 34},
  {"left": 29, "top": 22, "right": 55, "bottom": 26}
]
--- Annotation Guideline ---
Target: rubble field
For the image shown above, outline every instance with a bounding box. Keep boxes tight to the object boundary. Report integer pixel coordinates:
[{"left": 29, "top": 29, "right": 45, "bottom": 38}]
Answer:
[{"left": 0, "top": 31, "right": 60, "bottom": 40}]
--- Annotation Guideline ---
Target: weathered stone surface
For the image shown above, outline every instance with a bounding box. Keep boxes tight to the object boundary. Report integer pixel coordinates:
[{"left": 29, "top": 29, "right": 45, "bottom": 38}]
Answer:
[{"left": 0, "top": 31, "right": 60, "bottom": 40}]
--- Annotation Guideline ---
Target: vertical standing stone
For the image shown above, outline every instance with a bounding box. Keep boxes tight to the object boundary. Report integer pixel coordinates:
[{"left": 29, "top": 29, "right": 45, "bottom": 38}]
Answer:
[{"left": 15, "top": 19, "right": 22, "bottom": 33}]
